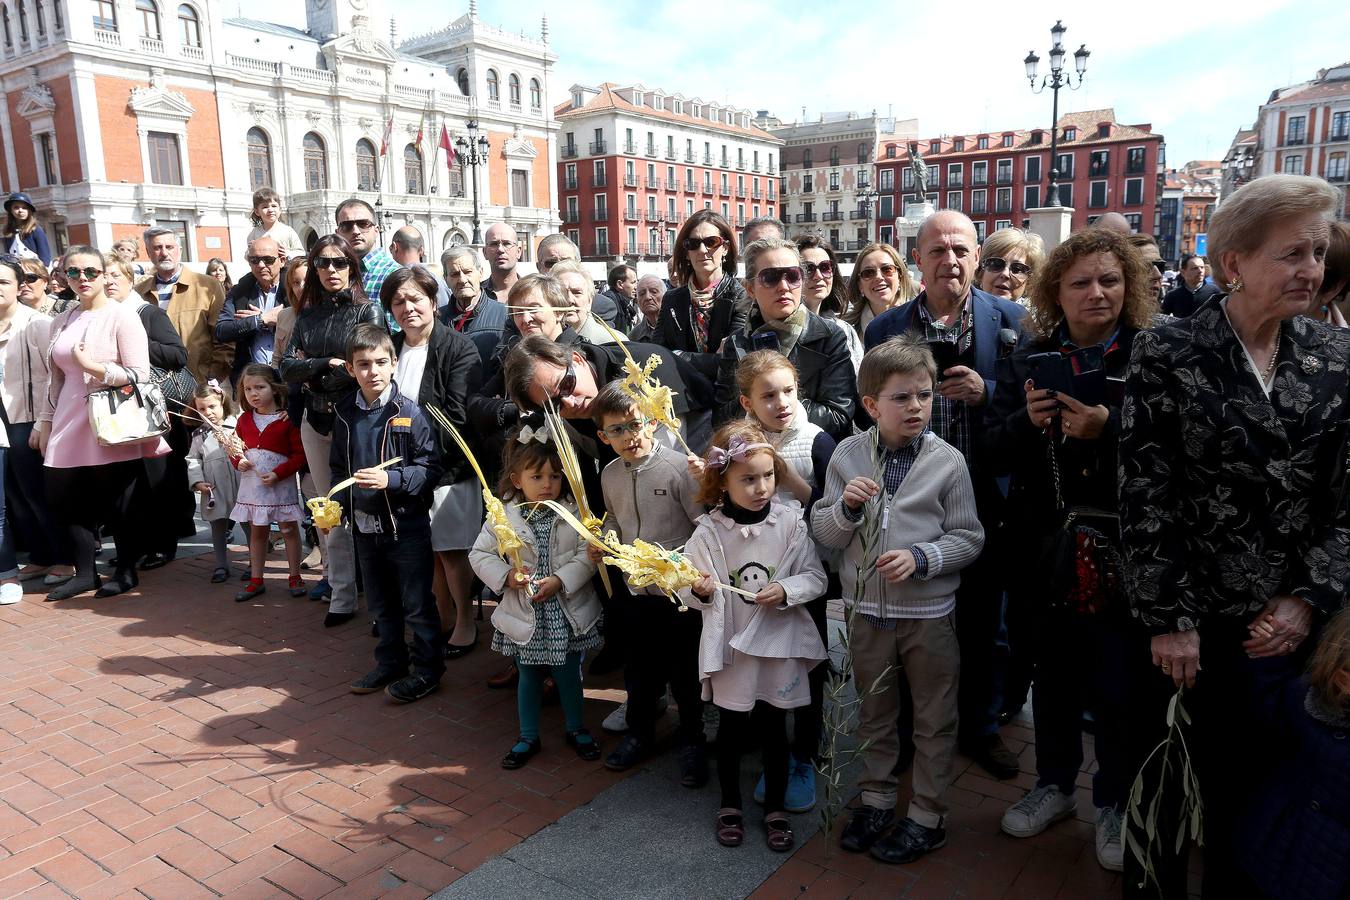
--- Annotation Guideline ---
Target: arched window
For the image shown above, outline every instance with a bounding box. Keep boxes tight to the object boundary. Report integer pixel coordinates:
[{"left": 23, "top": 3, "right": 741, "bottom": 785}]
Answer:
[
  {"left": 529, "top": 78, "right": 542, "bottom": 110},
  {"left": 302, "top": 132, "right": 328, "bottom": 191},
  {"left": 136, "top": 0, "right": 159, "bottom": 40},
  {"left": 355, "top": 138, "right": 378, "bottom": 191},
  {"left": 177, "top": 4, "right": 199, "bottom": 47},
  {"left": 508, "top": 73, "right": 521, "bottom": 105},
  {"left": 2, "top": 7, "right": 11, "bottom": 47},
  {"left": 92, "top": 0, "right": 116, "bottom": 31},
  {"left": 455, "top": 67, "right": 469, "bottom": 96},
  {"left": 17, "top": 0, "right": 26, "bottom": 40},
  {"left": 246, "top": 128, "right": 272, "bottom": 191},
  {"left": 802, "top": 149, "right": 812, "bottom": 168},
  {"left": 403, "top": 144, "right": 423, "bottom": 195},
  {"left": 34, "top": 0, "right": 45, "bottom": 36},
  {"left": 486, "top": 68, "right": 499, "bottom": 102}
]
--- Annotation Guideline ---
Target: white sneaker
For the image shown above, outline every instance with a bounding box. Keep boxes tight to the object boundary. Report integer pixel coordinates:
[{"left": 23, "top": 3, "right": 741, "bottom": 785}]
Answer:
[
  {"left": 1095, "top": 807, "right": 1124, "bottom": 872},
  {"left": 0, "top": 582, "right": 20, "bottom": 605},
  {"left": 1000, "top": 785, "right": 1076, "bottom": 838},
  {"left": 602, "top": 702, "right": 628, "bottom": 733}
]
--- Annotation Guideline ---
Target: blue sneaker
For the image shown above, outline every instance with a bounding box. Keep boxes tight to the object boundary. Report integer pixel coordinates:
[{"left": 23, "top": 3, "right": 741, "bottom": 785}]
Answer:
[
  {"left": 783, "top": 756, "right": 816, "bottom": 813},
  {"left": 309, "top": 577, "right": 331, "bottom": 601}
]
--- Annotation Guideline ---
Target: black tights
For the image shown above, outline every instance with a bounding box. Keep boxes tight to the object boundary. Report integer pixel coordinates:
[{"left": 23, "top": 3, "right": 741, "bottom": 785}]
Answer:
[
  {"left": 44, "top": 461, "right": 142, "bottom": 583},
  {"left": 716, "top": 702, "right": 788, "bottom": 812}
]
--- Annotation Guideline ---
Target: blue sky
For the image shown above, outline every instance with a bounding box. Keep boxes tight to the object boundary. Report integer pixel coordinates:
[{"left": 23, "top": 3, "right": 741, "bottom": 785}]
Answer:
[{"left": 240, "top": 0, "right": 1350, "bottom": 168}]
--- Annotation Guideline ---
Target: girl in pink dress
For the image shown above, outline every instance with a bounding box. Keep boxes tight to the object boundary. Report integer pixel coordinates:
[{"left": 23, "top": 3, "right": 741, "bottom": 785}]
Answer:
[{"left": 230, "top": 363, "right": 306, "bottom": 602}]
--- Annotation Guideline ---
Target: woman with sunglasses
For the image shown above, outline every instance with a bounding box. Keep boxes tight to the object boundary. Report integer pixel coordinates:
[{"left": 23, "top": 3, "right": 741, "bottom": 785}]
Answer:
[
  {"left": 713, "top": 239, "right": 855, "bottom": 441},
  {"left": 0, "top": 254, "right": 71, "bottom": 597},
  {"left": 976, "top": 228, "right": 1044, "bottom": 304},
  {"left": 795, "top": 235, "right": 862, "bottom": 371},
  {"left": 280, "top": 236, "right": 384, "bottom": 619},
  {"left": 843, "top": 243, "right": 918, "bottom": 337},
  {"left": 653, "top": 210, "right": 747, "bottom": 380},
  {"left": 39, "top": 247, "right": 168, "bottom": 600}
]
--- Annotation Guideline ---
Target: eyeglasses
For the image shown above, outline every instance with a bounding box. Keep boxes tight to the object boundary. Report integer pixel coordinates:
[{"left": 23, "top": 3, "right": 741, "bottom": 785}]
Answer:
[
  {"left": 881, "top": 390, "right": 935, "bottom": 406},
  {"left": 64, "top": 266, "right": 104, "bottom": 281},
  {"left": 486, "top": 239, "right": 517, "bottom": 249},
  {"left": 802, "top": 260, "right": 835, "bottom": 279},
  {"left": 246, "top": 255, "right": 278, "bottom": 266},
  {"left": 982, "top": 257, "right": 1032, "bottom": 277},
  {"left": 858, "top": 263, "right": 899, "bottom": 280},
  {"left": 682, "top": 235, "right": 725, "bottom": 253},
  {"left": 336, "top": 219, "right": 375, "bottom": 232},
  {"left": 21, "top": 273, "right": 43, "bottom": 284},
  {"left": 755, "top": 266, "right": 804, "bottom": 289},
  {"left": 313, "top": 257, "right": 351, "bottom": 271},
  {"left": 600, "top": 418, "right": 648, "bottom": 439},
  {"left": 553, "top": 358, "right": 578, "bottom": 400}
]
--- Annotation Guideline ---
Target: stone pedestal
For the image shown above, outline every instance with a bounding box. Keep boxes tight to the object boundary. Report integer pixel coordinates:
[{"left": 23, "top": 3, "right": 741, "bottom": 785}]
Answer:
[
  {"left": 1025, "top": 206, "right": 1075, "bottom": 252},
  {"left": 893, "top": 200, "right": 936, "bottom": 264}
]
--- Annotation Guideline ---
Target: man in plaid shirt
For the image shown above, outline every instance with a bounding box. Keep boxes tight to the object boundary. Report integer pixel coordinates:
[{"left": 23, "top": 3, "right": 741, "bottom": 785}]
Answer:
[
  {"left": 335, "top": 199, "right": 403, "bottom": 331},
  {"left": 861, "top": 210, "right": 1026, "bottom": 783}
]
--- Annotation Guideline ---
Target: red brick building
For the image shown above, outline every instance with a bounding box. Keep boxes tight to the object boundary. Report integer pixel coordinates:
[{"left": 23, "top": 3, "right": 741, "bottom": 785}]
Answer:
[
  {"left": 871, "top": 109, "right": 1163, "bottom": 253},
  {"left": 555, "top": 83, "right": 782, "bottom": 261}
]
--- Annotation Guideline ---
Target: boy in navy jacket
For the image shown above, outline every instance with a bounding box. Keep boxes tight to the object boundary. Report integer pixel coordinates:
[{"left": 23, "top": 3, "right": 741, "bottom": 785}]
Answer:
[{"left": 331, "top": 324, "right": 444, "bottom": 702}]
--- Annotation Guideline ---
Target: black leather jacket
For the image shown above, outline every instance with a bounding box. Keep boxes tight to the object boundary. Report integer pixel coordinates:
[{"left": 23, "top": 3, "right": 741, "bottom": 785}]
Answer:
[{"left": 279, "top": 290, "right": 384, "bottom": 431}]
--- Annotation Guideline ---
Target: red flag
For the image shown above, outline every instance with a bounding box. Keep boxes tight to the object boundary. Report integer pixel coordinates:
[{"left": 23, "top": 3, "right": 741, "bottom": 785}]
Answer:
[
  {"left": 380, "top": 117, "right": 393, "bottom": 157},
  {"left": 440, "top": 125, "right": 456, "bottom": 167}
]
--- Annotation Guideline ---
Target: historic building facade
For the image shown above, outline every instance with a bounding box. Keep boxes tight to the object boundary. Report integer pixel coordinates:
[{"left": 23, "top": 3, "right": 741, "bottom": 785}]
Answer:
[
  {"left": 554, "top": 82, "right": 781, "bottom": 262},
  {"left": 0, "top": 0, "right": 559, "bottom": 262}
]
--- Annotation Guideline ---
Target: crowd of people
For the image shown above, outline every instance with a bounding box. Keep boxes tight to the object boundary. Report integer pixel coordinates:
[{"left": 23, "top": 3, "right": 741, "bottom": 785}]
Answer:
[{"left": 3, "top": 174, "right": 1350, "bottom": 896}]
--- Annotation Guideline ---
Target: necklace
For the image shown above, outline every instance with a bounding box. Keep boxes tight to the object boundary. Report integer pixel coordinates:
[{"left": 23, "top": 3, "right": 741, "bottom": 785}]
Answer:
[{"left": 1262, "top": 344, "right": 1279, "bottom": 384}]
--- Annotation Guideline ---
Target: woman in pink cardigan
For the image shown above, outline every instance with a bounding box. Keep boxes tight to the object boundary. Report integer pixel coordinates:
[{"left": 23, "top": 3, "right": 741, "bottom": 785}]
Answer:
[{"left": 38, "top": 245, "right": 167, "bottom": 600}]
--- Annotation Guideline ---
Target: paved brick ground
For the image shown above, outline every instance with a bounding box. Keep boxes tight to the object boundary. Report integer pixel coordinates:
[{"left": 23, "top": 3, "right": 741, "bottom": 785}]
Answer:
[{"left": 0, "top": 549, "right": 1123, "bottom": 898}]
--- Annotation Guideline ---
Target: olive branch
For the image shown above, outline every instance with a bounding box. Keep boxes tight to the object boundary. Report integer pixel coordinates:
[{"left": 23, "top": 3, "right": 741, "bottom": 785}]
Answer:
[
  {"left": 818, "top": 429, "right": 895, "bottom": 842},
  {"left": 1124, "top": 686, "right": 1203, "bottom": 894}
]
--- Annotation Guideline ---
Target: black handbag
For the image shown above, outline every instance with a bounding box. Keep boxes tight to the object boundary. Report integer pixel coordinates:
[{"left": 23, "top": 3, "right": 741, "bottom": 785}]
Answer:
[
  {"left": 1037, "top": 438, "right": 1121, "bottom": 615},
  {"left": 150, "top": 365, "right": 197, "bottom": 406}
]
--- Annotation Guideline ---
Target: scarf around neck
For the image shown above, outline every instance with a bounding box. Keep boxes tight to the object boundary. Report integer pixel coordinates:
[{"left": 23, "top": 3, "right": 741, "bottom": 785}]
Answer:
[{"left": 756, "top": 305, "right": 809, "bottom": 358}]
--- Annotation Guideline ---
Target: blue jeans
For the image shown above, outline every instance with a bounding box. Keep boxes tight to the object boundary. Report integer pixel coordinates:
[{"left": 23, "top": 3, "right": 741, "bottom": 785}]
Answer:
[{"left": 354, "top": 521, "right": 443, "bottom": 681}]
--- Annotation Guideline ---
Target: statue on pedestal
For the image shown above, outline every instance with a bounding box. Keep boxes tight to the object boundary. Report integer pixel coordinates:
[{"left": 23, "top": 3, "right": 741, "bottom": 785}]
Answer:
[{"left": 909, "top": 146, "right": 928, "bottom": 197}]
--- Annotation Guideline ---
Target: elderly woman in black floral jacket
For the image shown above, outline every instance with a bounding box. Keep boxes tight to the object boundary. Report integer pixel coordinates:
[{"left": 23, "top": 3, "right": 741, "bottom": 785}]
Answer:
[{"left": 1118, "top": 173, "right": 1350, "bottom": 899}]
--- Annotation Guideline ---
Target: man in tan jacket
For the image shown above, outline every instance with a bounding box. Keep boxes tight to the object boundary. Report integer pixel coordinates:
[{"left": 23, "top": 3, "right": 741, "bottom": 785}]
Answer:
[{"left": 135, "top": 227, "right": 232, "bottom": 383}]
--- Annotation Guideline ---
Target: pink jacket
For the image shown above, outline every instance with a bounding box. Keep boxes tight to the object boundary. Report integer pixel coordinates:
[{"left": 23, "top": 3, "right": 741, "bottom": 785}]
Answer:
[{"left": 40, "top": 300, "right": 151, "bottom": 424}]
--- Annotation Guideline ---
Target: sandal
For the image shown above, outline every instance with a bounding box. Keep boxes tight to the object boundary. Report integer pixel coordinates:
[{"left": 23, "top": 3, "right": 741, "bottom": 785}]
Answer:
[
  {"left": 210, "top": 567, "right": 229, "bottom": 584},
  {"left": 716, "top": 808, "right": 744, "bottom": 848},
  {"left": 764, "top": 814, "right": 794, "bottom": 852},
  {"left": 565, "top": 728, "right": 601, "bottom": 761},
  {"left": 501, "top": 736, "right": 542, "bottom": 770}
]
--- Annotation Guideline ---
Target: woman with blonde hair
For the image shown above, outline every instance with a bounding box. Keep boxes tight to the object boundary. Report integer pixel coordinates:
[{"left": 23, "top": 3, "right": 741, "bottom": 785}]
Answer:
[
  {"left": 975, "top": 228, "right": 1044, "bottom": 303},
  {"left": 843, "top": 243, "right": 916, "bottom": 336}
]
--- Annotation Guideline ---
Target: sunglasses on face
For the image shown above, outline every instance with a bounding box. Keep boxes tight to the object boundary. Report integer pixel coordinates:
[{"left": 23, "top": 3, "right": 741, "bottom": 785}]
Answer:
[
  {"left": 983, "top": 257, "right": 1032, "bottom": 277},
  {"left": 21, "top": 273, "right": 43, "bottom": 284},
  {"left": 246, "top": 255, "right": 278, "bottom": 266},
  {"left": 65, "top": 267, "right": 104, "bottom": 281},
  {"left": 859, "top": 264, "right": 899, "bottom": 281},
  {"left": 600, "top": 418, "right": 648, "bottom": 439},
  {"left": 336, "top": 219, "right": 375, "bottom": 232},
  {"left": 553, "top": 358, "right": 578, "bottom": 400},
  {"left": 682, "top": 235, "right": 725, "bottom": 253},
  {"left": 313, "top": 257, "right": 351, "bottom": 271},
  {"left": 803, "top": 260, "right": 835, "bottom": 279},
  {"left": 755, "top": 266, "right": 804, "bottom": 289}
]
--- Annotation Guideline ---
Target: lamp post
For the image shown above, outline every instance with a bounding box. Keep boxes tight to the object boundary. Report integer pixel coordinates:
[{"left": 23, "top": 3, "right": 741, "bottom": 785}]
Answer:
[
  {"left": 856, "top": 187, "right": 880, "bottom": 249},
  {"left": 455, "top": 118, "right": 492, "bottom": 247},
  {"left": 1024, "top": 21, "right": 1089, "bottom": 207}
]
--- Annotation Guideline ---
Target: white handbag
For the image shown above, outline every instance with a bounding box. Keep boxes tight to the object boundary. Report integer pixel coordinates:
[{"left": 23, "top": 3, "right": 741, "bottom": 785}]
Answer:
[{"left": 87, "top": 374, "right": 169, "bottom": 446}]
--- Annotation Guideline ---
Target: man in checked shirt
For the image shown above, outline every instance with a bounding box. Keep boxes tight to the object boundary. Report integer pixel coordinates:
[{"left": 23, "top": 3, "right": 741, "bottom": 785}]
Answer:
[{"left": 862, "top": 211, "right": 1026, "bottom": 782}]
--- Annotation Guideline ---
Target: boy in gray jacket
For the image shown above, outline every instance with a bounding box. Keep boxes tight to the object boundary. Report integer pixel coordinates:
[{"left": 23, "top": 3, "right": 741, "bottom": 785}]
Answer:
[
  {"left": 588, "top": 383, "right": 710, "bottom": 786},
  {"left": 811, "top": 338, "right": 984, "bottom": 866}
]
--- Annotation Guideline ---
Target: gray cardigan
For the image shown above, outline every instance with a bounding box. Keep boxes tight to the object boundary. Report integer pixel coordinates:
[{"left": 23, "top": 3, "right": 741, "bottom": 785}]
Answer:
[
  {"left": 810, "top": 430, "right": 984, "bottom": 618},
  {"left": 600, "top": 444, "right": 705, "bottom": 595}
]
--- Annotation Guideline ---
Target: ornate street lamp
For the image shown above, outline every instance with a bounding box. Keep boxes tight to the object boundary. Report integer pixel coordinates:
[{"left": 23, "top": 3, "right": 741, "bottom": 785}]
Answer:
[
  {"left": 455, "top": 118, "right": 492, "bottom": 247},
  {"left": 1025, "top": 20, "right": 1089, "bottom": 207}
]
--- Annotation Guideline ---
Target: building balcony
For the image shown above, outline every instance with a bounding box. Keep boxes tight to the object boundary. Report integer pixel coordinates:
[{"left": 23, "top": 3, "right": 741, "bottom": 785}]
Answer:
[
  {"left": 752, "top": 189, "right": 763, "bottom": 199},
  {"left": 767, "top": 165, "right": 777, "bottom": 174},
  {"left": 561, "top": 145, "right": 579, "bottom": 160},
  {"left": 720, "top": 159, "right": 730, "bottom": 169},
  {"left": 995, "top": 203, "right": 1012, "bottom": 214},
  {"left": 645, "top": 211, "right": 663, "bottom": 223},
  {"left": 1089, "top": 165, "right": 1110, "bottom": 178},
  {"left": 685, "top": 182, "right": 696, "bottom": 193},
  {"left": 703, "top": 154, "right": 714, "bottom": 165},
  {"left": 735, "top": 217, "right": 746, "bottom": 227},
  {"left": 752, "top": 164, "right": 762, "bottom": 173},
  {"left": 623, "top": 175, "right": 638, "bottom": 188},
  {"left": 947, "top": 177, "right": 963, "bottom": 189},
  {"left": 589, "top": 140, "right": 608, "bottom": 155},
  {"left": 848, "top": 240, "right": 865, "bottom": 250},
  {"left": 972, "top": 176, "right": 987, "bottom": 187},
  {"left": 800, "top": 186, "right": 815, "bottom": 196},
  {"left": 563, "top": 210, "right": 580, "bottom": 223},
  {"left": 971, "top": 204, "right": 988, "bottom": 215},
  {"left": 1330, "top": 131, "right": 1350, "bottom": 143},
  {"left": 645, "top": 145, "right": 659, "bottom": 157},
  {"left": 795, "top": 213, "right": 816, "bottom": 223},
  {"left": 563, "top": 177, "right": 578, "bottom": 191},
  {"left": 666, "top": 178, "right": 680, "bottom": 190},
  {"left": 623, "top": 141, "right": 637, "bottom": 155},
  {"left": 736, "top": 161, "right": 746, "bottom": 171},
  {"left": 735, "top": 188, "right": 746, "bottom": 199},
  {"left": 685, "top": 151, "right": 697, "bottom": 163},
  {"left": 594, "top": 174, "right": 608, "bottom": 187},
  {"left": 822, "top": 212, "right": 844, "bottom": 222},
  {"left": 596, "top": 243, "right": 611, "bottom": 257},
  {"left": 665, "top": 149, "right": 677, "bottom": 161},
  {"left": 702, "top": 184, "right": 714, "bottom": 195},
  {"left": 646, "top": 177, "right": 660, "bottom": 189},
  {"left": 592, "top": 209, "right": 610, "bottom": 222},
  {"left": 995, "top": 174, "right": 1013, "bottom": 185},
  {"left": 849, "top": 210, "right": 870, "bottom": 220},
  {"left": 1283, "top": 136, "right": 1306, "bottom": 146},
  {"left": 1327, "top": 172, "right": 1349, "bottom": 183},
  {"left": 624, "top": 210, "right": 640, "bottom": 222}
]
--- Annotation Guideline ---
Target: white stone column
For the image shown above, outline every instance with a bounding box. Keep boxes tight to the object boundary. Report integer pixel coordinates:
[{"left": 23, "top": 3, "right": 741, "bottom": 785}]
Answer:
[{"left": 1025, "top": 206, "right": 1075, "bottom": 253}]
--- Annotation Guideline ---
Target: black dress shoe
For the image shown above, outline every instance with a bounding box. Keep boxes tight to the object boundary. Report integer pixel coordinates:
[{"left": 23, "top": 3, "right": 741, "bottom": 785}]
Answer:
[
  {"left": 603, "top": 734, "right": 647, "bottom": 772},
  {"left": 46, "top": 576, "right": 103, "bottom": 601},
  {"left": 94, "top": 570, "right": 139, "bottom": 599},
  {"left": 138, "top": 552, "right": 174, "bottom": 571},
  {"left": 385, "top": 673, "right": 440, "bottom": 704},
  {"left": 350, "top": 668, "right": 407, "bottom": 694},
  {"left": 324, "top": 611, "right": 356, "bottom": 628},
  {"left": 869, "top": 817, "right": 946, "bottom": 865},
  {"left": 445, "top": 639, "right": 477, "bottom": 660},
  {"left": 840, "top": 806, "right": 895, "bottom": 853},
  {"left": 501, "top": 736, "right": 542, "bottom": 770}
]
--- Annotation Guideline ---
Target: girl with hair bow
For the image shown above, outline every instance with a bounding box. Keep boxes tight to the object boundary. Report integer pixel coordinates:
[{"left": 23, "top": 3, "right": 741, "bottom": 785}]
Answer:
[{"left": 185, "top": 379, "right": 243, "bottom": 583}]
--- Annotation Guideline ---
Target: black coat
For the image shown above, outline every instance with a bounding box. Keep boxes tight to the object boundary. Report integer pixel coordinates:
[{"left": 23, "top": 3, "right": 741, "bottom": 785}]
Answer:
[
  {"left": 279, "top": 290, "right": 384, "bottom": 430},
  {"left": 978, "top": 327, "right": 1137, "bottom": 552},
  {"left": 216, "top": 272, "right": 286, "bottom": 383},
  {"left": 392, "top": 323, "right": 483, "bottom": 487},
  {"left": 713, "top": 307, "right": 856, "bottom": 441},
  {"left": 1160, "top": 281, "right": 1220, "bottom": 318},
  {"left": 653, "top": 277, "right": 748, "bottom": 380},
  {"left": 136, "top": 302, "right": 189, "bottom": 373}
]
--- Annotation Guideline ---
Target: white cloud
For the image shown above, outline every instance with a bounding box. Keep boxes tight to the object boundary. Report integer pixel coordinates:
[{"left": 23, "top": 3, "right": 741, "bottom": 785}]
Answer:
[{"left": 239, "top": 0, "right": 1350, "bottom": 165}]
